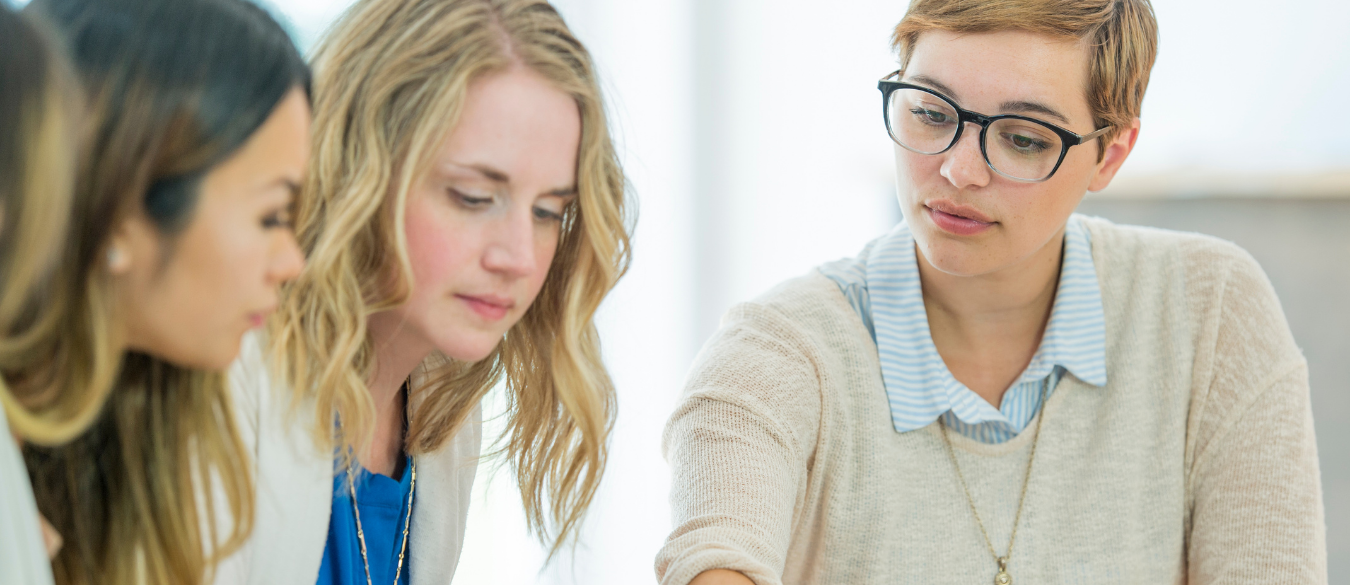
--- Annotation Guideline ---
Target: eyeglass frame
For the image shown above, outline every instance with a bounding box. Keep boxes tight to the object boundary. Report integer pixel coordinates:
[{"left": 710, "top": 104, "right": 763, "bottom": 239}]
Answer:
[{"left": 877, "top": 70, "right": 1112, "bottom": 183}]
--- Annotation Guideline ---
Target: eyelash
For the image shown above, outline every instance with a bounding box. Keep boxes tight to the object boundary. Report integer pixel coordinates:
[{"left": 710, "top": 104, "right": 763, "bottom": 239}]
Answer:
[
  {"left": 534, "top": 207, "right": 564, "bottom": 222},
  {"left": 450, "top": 188, "right": 565, "bottom": 223},
  {"left": 450, "top": 188, "right": 493, "bottom": 208},
  {"left": 261, "top": 208, "right": 294, "bottom": 229}
]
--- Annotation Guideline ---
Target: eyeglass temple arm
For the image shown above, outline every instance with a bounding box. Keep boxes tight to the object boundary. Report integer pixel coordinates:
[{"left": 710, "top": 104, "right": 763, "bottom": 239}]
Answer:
[{"left": 1072, "top": 125, "right": 1113, "bottom": 145}]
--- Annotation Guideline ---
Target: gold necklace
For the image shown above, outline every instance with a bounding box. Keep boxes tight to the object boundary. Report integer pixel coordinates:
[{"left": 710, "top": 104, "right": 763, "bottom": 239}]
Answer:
[
  {"left": 937, "top": 377, "right": 1049, "bottom": 585},
  {"left": 348, "top": 456, "right": 416, "bottom": 585}
]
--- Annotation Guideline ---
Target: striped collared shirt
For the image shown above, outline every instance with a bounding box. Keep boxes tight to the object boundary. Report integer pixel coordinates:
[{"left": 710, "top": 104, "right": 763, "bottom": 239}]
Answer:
[{"left": 819, "top": 215, "right": 1108, "bottom": 444}]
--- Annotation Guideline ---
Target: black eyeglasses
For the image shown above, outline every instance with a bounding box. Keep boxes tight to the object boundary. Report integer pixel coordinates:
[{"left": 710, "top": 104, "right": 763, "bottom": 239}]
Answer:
[{"left": 878, "top": 70, "right": 1111, "bottom": 182}]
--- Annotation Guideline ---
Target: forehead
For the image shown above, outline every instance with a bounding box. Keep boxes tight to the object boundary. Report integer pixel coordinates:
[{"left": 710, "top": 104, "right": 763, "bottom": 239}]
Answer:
[
  {"left": 904, "top": 29, "right": 1093, "bottom": 125},
  {"left": 434, "top": 67, "right": 581, "bottom": 186}
]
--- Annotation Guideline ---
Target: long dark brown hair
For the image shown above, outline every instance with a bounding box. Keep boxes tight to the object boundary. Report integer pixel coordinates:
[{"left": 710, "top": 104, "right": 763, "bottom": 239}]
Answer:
[{"left": 20, "top": 0, "right": 309, "bottom": 583}]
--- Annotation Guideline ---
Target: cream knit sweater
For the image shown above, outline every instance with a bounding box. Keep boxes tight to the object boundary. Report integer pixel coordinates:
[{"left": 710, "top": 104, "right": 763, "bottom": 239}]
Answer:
[{"left": 656, "top": 216, "right": 1326, "bottom": 585}]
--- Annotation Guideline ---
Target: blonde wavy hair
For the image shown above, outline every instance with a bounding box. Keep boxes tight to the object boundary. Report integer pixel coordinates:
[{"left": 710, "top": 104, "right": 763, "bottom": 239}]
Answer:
[
  {"left": 269, "top": 0, "right": 631, "bottom": 553},
  {"left": 0, "top": 6, "right": 117, "bottom": 447}
]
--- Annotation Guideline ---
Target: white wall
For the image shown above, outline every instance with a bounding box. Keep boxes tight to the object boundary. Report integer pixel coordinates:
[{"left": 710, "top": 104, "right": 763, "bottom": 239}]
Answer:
[{"left": 1133, "top": 0, "right": 1350, "bottom": 173}]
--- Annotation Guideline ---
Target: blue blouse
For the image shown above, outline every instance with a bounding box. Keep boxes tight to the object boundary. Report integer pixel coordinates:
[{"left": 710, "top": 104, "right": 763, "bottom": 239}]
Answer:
[{"left": 317, "top": 455, "right": 414, "bottom": 585}]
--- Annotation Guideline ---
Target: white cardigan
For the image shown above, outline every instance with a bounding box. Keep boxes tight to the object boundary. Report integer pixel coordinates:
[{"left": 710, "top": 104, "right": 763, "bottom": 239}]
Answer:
[
  {"left": 0, "top": 414, "right": 54, "bottom": 585},
  {"left": 214, "top": 333, "right": 482, "bottom": 585}
]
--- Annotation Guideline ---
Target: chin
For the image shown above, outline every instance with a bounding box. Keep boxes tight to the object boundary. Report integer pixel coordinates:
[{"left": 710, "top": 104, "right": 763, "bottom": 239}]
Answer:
[
  {"left": 915, "top": 235, "right": 1000, "bottom": 278},
  {"left": 435, "top": 333, "right": 503, "bottom": 363}
]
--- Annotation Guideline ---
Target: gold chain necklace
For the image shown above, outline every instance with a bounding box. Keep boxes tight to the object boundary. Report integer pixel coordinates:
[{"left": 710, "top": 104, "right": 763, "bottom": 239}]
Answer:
[
  {"left": 937, "top": 377, "right": 1049, "bottom": 585},
  {"left": 348, "top": 457, "right": 416, "bottom": 585}
]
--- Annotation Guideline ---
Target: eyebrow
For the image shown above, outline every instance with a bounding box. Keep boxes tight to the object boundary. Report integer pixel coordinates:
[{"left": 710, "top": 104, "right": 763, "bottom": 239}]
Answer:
[
  {"left": 906, "top": 74, "right": 962, "bottom": 102},
  {"left": 905, "top": 74, "right": 1072, "bottom": 125},
  {"left": 998, "top": 100, "right": 1070, "bottom": 125},
  {"left": 451, "top": 161, "right": 577, "bottom": 197}
]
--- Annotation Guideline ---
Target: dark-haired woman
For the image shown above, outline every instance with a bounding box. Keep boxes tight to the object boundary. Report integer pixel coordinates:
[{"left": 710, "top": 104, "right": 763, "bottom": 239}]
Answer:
[
  {"left": 16, "top": 0, "right": 310, "bottom": 583},
  {"left": 0, "top": 5, "right": 82, "bottom": 585}
]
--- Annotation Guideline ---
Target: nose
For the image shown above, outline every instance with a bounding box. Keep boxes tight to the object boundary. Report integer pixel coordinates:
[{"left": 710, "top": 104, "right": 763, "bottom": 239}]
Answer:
[
  {"left": 481, "top": 207, "right": 537, "bottom": 279},
  {"left": 267, "top": 230, "right": 305, "bottom": 285},
  {"left": 940, "top": 122, "right": 992, "bottom": 190}
]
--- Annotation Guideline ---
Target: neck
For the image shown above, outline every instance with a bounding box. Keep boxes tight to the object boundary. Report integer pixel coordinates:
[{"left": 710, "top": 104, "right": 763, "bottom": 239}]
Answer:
[
  {"left": 917, "top": 228, "right": 1065, "bottom": 406},
  {"left": 362, "top": 311, "right": 434, "bottom": 478}
]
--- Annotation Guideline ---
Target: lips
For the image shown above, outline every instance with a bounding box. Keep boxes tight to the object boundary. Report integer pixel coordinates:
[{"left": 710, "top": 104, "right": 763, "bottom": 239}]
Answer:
[
  {"left": 924, "top": 199, "right": 995, "bottom": 236},
  {"left": 926, "top": 199, "right": 994, "bottom": 223},
  {"left": 456, "top": 294, "right": 514, "bottom": 321}
]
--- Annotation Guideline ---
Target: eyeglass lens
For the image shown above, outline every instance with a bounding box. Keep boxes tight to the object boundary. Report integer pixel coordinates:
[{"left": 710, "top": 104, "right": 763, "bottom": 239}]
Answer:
[{"left": 887, "top": 88, "right": 1063, "bottom": 181}]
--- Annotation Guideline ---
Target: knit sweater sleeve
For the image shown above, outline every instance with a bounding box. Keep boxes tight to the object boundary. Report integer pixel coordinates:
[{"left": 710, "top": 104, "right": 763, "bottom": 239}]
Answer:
[
  {"left": 656, "top": 300, "right": 823, "bottom": 585},
  {"left": 1183, "top": 241, "right": 1327, "bottom": 584}
]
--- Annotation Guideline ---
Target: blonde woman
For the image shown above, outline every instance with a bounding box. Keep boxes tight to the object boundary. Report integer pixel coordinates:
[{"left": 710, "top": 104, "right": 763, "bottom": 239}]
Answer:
[
  {"left": 222, "top": 0, "right": 631, "bottom": 583},
  {"left": 16, "top": 0, "right": 310, "bottom": 583},
  {"left": 0, "top": 6, "right": 82, "bottom": 585}
]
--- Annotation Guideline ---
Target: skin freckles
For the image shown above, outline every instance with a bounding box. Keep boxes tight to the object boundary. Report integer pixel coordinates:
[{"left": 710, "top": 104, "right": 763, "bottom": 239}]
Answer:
[
  {"left": 112, "top": 89, "right": 309, "bottom": 371},
  {"left": 895, "top": 29, "right": 1139, "bottom": 403},
  {"left": 896, "top": 29, "right": 1135, "bottom": 280}
]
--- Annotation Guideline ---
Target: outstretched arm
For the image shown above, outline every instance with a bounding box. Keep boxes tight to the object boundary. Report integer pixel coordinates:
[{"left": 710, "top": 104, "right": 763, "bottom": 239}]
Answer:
[{"left": 656, "top": 304, "right": 823, "bottom": 585}]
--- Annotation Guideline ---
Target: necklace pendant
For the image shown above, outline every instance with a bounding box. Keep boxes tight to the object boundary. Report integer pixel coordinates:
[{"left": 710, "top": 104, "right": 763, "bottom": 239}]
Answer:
[{"left": 994, "top": 557, "right": 1011, "bottom": 585}]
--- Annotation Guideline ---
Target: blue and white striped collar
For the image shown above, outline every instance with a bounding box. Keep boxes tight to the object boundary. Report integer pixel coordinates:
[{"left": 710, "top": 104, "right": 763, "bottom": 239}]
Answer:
[{"left": 860, "top": 215, "right": 1108, "bottom": 434}]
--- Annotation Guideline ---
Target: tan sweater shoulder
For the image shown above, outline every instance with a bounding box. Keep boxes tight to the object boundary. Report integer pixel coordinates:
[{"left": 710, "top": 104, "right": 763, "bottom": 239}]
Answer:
[
  {"left": 666, "top": 272, "right": 852, "bottom": 464},
  {"left": 1081, "top": 215, "right": 1325, "bottom": 582},
  {"left": 1080, "top": 215, "right": 1306, "bottom": 440}
]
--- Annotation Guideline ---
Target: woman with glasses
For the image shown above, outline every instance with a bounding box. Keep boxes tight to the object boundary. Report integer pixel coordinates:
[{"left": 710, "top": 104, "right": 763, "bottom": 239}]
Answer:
[
  {"left": 217, "top": 1, "right": 631, "bottom": 583},
  {"left": 657, "top": 0, "right": 1325, "bottom": 584},
  {"left": 17, "top": 0, "right": 310, "bottom": 583}
]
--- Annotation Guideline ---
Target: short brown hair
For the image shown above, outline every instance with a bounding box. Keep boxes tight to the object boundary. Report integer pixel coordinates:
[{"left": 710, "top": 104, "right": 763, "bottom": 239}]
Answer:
[{"left": 892, "top": 0, "right": 1158, "bottom": 156}]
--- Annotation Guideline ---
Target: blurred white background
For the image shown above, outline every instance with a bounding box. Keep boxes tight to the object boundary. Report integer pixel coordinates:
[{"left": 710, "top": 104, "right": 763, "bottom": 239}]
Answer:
[{"left": 14, "top": 0, "right": 1347, "bottom": 581}]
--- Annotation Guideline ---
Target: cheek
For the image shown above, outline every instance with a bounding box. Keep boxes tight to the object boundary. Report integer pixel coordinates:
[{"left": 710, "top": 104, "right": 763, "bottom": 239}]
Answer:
[
  {"left": 525, "top": 229, "right": 561, "bottom": 299},
  {"left": 892, "top": 148, "right": 948, "bottom": 205},
  {"left": 892, "top": 149, "right": 926, "bottom": 192},
  {"left": 403, "top": 197, "right": 474, "bottom": 301},
  {"left": 187, "top": 215, "right": 275, "bottom": 326},
  {"left": 1024, "top": 160, "right": 1094, "bottom": 222},
  {"left": 133, "top": 215, "right": 260, "bottom": 368}
]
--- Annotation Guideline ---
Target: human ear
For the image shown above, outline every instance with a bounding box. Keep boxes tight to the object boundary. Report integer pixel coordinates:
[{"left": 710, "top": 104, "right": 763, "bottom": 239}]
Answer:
[{"left": 1087, "top": 117, "right": 1141, "bottom": 193}]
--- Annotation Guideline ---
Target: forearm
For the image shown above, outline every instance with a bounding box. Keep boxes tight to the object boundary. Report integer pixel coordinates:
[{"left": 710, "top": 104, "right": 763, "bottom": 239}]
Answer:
[
  {"left": 657, "top": 396, "right": 806, "bottom": 585},
  {"left": 690, "top": 569, "right": 756, "bottom": 585},
  {"left": 657, "top": 303, "right": 823, "bottom": 585}
]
